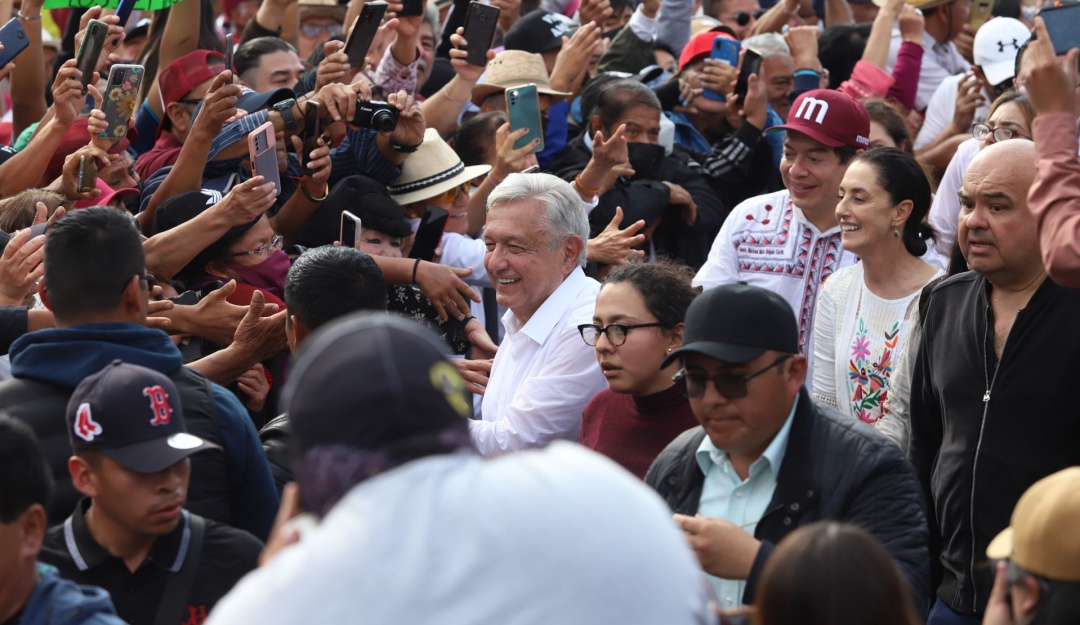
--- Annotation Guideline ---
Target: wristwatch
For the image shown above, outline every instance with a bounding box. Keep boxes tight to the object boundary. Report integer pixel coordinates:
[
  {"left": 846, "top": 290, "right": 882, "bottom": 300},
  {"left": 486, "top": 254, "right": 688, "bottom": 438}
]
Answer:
[{"left": 273, "top": 98, "right": 299, "bottom": 132}]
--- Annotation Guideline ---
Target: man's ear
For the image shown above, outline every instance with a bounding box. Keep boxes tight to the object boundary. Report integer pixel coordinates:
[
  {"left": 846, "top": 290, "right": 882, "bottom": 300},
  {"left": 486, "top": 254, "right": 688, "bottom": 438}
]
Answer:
[
  {"left": 288, "top": 314, "right": 309, "bottom": 350},
  {"left": 38, "top": 281, "right": 51, "bottom": 311},
  {"left": 69, "top": 455, "right": 99, "bottom": 499},
  {"left": 563, "top": 235, "right": 585, "bottom": 273},
  {"left": 121, "top": 275, "right": 144, "bottom": 317},
  {"left": 785, "top": 354, "right": 808, "bottom": 393},
  {"left": 18, "top": 503, "right": 47, "bottom": 561},
  {"left": 590, "top": 115, "right": 604, "bottom": 136}
]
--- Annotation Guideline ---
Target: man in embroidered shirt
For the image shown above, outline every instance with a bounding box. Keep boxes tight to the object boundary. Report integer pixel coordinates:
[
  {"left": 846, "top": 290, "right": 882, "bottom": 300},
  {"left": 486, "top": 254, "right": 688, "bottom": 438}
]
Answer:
[
  {"left": 646, "top": 282, "right": 929, "bottom": 610},
  {"left": 472, "top": 173, "right": 606, "bottom": 455},
  {"left": 693, "top": 89, "right": 869, "bottom": 381},
  {"left": 39, "top": 361, "right": 262, "bottom": 625}
]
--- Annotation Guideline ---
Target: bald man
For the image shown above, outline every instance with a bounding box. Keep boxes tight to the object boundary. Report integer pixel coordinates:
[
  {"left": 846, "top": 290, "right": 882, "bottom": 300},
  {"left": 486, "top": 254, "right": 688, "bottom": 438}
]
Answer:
[{"left": 909, "top": 141, "right": 1080, "bottom": 624}]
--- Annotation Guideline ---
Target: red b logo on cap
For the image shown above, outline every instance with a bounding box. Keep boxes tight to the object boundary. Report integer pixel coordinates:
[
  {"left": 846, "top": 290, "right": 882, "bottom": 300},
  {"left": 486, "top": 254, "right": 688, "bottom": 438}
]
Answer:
[{"left": 143, "top": 386, "right": 173, "bottom": 426}]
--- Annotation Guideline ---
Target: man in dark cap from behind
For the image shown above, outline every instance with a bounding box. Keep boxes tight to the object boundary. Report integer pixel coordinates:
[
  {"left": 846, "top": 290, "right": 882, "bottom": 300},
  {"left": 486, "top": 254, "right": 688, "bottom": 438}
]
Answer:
[
  {"left": 209, "top": 314, "right": 716, "bottom": 624},
  {"left": 645, "top": 282, "right": 930, "bottom": 611},
  {"left": 39, "top": 360, "right": 262, "bottom": 625}
]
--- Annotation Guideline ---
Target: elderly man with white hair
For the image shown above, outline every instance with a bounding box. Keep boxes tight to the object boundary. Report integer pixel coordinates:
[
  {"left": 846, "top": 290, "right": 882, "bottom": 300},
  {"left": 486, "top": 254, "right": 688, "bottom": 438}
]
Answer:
[{"left": 470, "top": 173, "right": 606, "bottom": 455}]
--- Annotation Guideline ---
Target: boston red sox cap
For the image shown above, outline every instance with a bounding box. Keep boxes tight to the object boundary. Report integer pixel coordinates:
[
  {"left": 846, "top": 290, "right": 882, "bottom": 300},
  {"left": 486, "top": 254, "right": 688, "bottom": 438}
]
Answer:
[
  {"left": 66, "top": 360, "right": 220, "bottom": 474},
  {"left": 767, "top": 89, "right": 870, "bottom": 150},
  {"left": 662, "top": 282, "right": 799, "bottom": 368}
]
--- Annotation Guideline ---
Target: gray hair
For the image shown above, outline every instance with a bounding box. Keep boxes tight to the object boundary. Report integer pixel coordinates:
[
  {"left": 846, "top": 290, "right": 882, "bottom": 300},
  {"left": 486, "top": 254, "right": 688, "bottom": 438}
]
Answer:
[
  {"left": 487, "top": 172, "right": 589, "bottom": 268},
  {"left": 742, "top": 33, "right": 791, "bottom": 60},
  {"left": 423, "top": 4, "right": 442, "bottom": 50}
]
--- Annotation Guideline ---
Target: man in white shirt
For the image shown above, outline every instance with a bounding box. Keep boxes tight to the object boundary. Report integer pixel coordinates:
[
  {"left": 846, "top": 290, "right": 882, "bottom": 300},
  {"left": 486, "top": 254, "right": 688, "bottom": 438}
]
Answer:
[
  {"left": 886, "top": 0, "right": 972, "bottom": 112},
  {"left": 472, "top": 173, "right": 606, "bottom": 455},
  {"left": 694, "top": 89, "right": 869, "bottom": 378}
]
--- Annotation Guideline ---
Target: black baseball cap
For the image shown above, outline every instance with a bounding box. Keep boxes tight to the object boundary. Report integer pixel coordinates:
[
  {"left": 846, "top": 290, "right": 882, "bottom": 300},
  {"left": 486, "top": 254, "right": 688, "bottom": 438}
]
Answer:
[
  {"left": 503, "top": 10, "right": 575, "bottom": 54},
  {"left": 661, "top": 283, "right": 799, "bottom": 368},
  {"left": 282, "top": 314, "right": 473, "bottom": 457},
  {"left": 66, "top": 360, "right": 220, "bottom": 473}
]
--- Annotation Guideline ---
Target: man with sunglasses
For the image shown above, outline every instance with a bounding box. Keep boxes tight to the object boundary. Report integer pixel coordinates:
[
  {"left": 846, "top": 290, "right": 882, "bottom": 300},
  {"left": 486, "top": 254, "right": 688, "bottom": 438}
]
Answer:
[
  {"left": 0, "top": 208, "right": 279, "bottom": 540},
  {"left": 645, "top": 282, "right": 929, "bottom": 611}
]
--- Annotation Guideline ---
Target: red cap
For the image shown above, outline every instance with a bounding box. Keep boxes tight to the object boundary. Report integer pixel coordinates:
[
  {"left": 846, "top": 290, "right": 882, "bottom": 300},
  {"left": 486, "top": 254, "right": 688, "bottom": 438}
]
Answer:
[
  {"left": 158, "top": 49, "right": 226, "bottom": 133},
  {"left": 45, "top": 119, "right": 136, "bottom": 182},
  {"left": 73, "top": 179, "right": 139, "bottom": 209},
  {"left": 767, "top": 89, "right": 871, "bottom": 149},
  {"left": 678, "top": 31, "right": 736, "bottom": 72}
]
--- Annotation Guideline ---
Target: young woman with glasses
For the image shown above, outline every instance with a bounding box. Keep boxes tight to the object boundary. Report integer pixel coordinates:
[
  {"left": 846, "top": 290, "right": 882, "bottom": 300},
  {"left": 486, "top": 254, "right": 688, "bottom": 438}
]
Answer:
[{"left": 577, "top": 260, "right": 699, "bottom": 479}]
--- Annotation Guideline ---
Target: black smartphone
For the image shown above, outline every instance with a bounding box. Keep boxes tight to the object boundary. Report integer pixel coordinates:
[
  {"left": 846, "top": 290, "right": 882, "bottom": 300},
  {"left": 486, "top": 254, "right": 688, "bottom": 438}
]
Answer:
[
  {"left": 409, "top": 206, "right": 450, "bottom": 261},
  {"left": 225, "top": 32, "right": 234, "bottom": 74},
  {"left": 462, "top": 2, "right": 500, "bottom": 66},
  {"left": 1038, "top": 3, "right": 1080, "bottom": 56},
  {"left": 114, "top": 0, "right": 137, "bottom": 29},
  {"left": 399, "top": 0, "right": 423, "bottom": 17},
  {"left": 0, "top": 18, "right": 29, "bottom": 68},
  {"left": 75, "top": 19, "right": 108, "bottom": 93},
  {"left": 733, "top": 48, "right": 762, "bottom": 105},
  {"left": 77, "top": 155, "right": 98, "bottom": 193},
  {"left": 300, "top": 114, "right": 322, "bottom": 172},
  {"left": 344, "top": 1, "right": 387, "bottom": 69},
  {"left": 340, "top": 210, "right": 362, "bottom": 248}
]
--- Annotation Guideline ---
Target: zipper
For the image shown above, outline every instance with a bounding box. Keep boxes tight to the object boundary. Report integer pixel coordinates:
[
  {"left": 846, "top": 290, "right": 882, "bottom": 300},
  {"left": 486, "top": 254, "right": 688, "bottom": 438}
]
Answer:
[{"left": 969, "top": 302, "right": 1001, "bottom": 609}]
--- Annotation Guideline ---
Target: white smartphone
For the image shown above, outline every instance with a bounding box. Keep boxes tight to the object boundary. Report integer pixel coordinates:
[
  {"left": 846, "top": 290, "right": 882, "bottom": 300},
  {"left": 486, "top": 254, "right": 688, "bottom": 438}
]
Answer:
[{"left": 340, "top": 210, "right": 362, "bottom": 248}]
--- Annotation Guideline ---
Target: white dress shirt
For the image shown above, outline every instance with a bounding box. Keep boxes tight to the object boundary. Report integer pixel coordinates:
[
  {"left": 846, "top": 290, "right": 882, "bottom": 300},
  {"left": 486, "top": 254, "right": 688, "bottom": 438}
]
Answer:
[
  {"left": 887, "top": 29, "right": 970, "bottom": 112},
  {"left": 471, "top": 267, "right": 605, "bottom": 455}
]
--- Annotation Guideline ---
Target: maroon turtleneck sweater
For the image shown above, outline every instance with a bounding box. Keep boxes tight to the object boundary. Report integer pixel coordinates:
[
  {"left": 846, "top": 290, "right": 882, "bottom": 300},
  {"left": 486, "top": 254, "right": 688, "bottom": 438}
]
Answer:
[{"left": 579, "top": 384, "right": 699, "bottom": 479}]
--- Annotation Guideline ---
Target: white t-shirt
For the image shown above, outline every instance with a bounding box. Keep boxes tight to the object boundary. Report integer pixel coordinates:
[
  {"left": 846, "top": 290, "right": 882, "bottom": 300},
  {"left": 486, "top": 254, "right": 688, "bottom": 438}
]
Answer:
[
  {"left": 914, "top": 73, "right": 990, "bottom": 151},
  {"left": 206, "top": 444, "right": 716, "bottom": 625}
]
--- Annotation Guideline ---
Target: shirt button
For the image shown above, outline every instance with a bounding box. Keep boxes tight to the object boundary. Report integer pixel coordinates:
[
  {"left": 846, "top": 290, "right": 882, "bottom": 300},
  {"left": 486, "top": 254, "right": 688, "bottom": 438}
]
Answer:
[
  {"left": 735, "top": 491, "right": 744, "bottom": 499},
  {"left": 724, "top": 597, "right": 734, "bottom": 606}
]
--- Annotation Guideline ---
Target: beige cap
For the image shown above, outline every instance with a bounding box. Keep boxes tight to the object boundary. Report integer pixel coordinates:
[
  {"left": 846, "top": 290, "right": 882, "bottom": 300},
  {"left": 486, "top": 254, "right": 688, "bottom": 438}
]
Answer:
[
  {"left": 388, "top": 128, "right": 492, "bottom": 205},
  {"left": 986, "top": 467, "right": 1080, "bottom": 582},
  {"left": 470, "top": 50, "right": 571, "bottom": 106},
  {"left": 298, "top": 0, "right": 346, "bottom": 22}
]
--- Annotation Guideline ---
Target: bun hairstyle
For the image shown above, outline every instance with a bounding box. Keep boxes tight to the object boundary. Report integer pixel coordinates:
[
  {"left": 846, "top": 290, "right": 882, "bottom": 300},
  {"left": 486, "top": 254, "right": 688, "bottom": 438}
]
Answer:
[
  {"left": 855, "top": 147, "right": 936, "bottom": 258},
  {"left": 602, "top": 258, "right": 698, "bottom": 329}
]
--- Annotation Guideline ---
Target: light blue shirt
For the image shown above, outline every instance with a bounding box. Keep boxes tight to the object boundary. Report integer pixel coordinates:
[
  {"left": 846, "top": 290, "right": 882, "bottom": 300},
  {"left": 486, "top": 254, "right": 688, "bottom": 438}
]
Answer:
[{"left": 694, "top": 395, "right": 798, "bottom": 608}]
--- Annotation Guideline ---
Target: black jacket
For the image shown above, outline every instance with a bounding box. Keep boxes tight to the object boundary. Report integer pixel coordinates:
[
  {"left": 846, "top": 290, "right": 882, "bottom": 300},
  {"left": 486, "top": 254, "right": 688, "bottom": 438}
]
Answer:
[
  {"left": 909, "top": 272, "right": 1080, "bottom": 614},
  {"left": 548, "top": 134, "right": 727, "bottom": 270},
  {"left": 259, "top": 413, "right": 292, "bottom": 496},
  {"left": 646, "top": 388, "right": 930, "bottom": 608}
]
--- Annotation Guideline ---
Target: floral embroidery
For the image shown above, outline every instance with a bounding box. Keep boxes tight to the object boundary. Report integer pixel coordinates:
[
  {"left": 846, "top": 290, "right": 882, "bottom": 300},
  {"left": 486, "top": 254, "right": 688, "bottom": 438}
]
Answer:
[{"left": 847, "top": 318, "right": 898, "bottom": 425}]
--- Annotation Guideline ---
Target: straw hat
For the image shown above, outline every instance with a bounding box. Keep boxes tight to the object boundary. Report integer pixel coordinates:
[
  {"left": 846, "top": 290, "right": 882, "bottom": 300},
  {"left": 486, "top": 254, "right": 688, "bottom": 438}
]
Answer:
[
  {"left": 388, "top": 128, "right": 492, "bottom": 205},
  {"left": 470, "top": 50, "right": 572, "bottom": 106}
]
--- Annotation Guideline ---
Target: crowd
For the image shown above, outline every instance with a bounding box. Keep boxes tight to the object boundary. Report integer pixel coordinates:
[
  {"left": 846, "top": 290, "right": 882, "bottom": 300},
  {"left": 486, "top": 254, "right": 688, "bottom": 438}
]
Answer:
[{"left": 0, "top": 0, "right": 1079, "bottom": 621}]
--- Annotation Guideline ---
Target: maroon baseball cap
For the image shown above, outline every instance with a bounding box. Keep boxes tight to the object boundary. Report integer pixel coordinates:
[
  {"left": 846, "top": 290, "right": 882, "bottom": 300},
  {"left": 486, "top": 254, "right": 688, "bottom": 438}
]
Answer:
[
  {"left": 767, "top": 89, "right": 871, "bottom": 149},
  {"left": 158, "top": 49, "right": 226, "bottom": 133}
]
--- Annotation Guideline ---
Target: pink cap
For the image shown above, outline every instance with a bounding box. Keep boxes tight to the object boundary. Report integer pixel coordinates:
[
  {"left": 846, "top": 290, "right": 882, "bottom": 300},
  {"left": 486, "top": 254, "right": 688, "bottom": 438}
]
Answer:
[
  {"left": 678, "top": 31, "right": 737, "bottom": 72},
  {"left": 767, "top": 89, "right": 870, "bottom": 149}
]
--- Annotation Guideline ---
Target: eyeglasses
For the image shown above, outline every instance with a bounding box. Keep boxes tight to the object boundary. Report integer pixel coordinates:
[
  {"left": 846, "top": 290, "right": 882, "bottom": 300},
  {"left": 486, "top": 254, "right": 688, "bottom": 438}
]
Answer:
[
  {"left": 224, "top": 234, "right": 284, "bottom": 258},
  {"left": 578, "top": 322, "right": 663, "bottom": 347},
  {"left": 673, "top": 354, "right": 792, "bottom": 400},
  {"left": 972, "top": 123, "right": 1029, "bottom": 143},
  {"left": 429, "top": 182, "right": 471, "bottom": 205},
  {"left": 119, "top": 272, "right": 157, "bottom": 293},
  {"left": 725, "top": 10, "right": 764, "bottom": 26},
  {"left": 300, "top": 22, "right": 344, "bottom": 38}
]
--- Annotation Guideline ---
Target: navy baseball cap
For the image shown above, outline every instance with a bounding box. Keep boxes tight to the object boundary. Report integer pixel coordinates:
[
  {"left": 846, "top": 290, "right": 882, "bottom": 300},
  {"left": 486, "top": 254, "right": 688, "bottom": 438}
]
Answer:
[
  {"left": 662, "top": 283, "right": 799, "bottom": 368},
  {"left": 66, "top": 360, "right": 220, "bottom": 473}
]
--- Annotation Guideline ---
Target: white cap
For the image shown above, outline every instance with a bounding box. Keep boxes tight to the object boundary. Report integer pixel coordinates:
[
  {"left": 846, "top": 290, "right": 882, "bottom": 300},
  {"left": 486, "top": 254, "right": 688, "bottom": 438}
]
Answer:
[{"left": 973, "top": 17, "right": 1031, "bottom": 88}]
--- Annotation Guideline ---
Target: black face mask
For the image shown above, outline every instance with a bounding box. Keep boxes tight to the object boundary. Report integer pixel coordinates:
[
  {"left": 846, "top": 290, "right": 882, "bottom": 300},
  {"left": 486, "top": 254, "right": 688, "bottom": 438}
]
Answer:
[{"left": 626, "top": 143, "right": 666, "bottom": 180}]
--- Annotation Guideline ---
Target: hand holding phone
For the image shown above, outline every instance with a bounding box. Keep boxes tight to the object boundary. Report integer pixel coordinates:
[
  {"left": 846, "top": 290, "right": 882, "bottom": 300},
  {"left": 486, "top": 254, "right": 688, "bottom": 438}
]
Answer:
[
  {"left": 0, "top": 18, "right": 29, "bottom": 69},
  {"left": 703, "top": 37, "right": 739, "bottom": 101},
  {"left": 75, "top": 19, "right": 108, "bottom": 93},
  {"left": 733, "top": 48, "right": 762, "bottom": 106},
  {"left": 409, "top": 206, "right": 450, "bottom": 261},
  {"left": 248, "top": 122, "right": 281, "bottom": 196},
  {"left": 340, "top": 210, "right": 363, "bottom": 248},
  {"left": 506, "top": 84, "right": 544, "bottom": 153},
  {"left": 225, "top": 33, "right": 235, "bottom": 77},
  {"left": 462, "top": 2, "right": 500, "bottom": 66},
  {"left": 99, "top": 64, "right": 144, "bottom": 139},
  {"left": 344, "top": 2, "right": 387, "bottom": 69},
  {"left": 78, "top": 156, "right": 99, "bottom": 193}
]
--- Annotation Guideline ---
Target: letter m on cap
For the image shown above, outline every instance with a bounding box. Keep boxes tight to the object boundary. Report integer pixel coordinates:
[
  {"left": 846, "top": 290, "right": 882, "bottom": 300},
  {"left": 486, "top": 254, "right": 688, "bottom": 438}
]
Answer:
[{"left": 795, "top": 97, "right": 829, "bottom": 124}]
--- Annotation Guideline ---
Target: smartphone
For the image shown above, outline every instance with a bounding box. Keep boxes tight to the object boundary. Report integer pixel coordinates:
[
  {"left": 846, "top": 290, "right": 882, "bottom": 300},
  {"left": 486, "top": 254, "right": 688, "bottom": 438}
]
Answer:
[
  {"left": 340, "top": 210, "right": 362, "bottom": 248},
  {"left": 0, "top": 18, "right": 28, "bottom": 68},
  {"left": 98, "top": 64, "right": 144, "bottom": 139},
  {"left": 969, "top": 0, "right": 994, "bottom": 29},
  {"left": 733, "top": 48, "right": 762, "bottom": 105},
  {"left": 248, "top": 122, "right": 281, "bottom": 195},
  {"left": 75, "top": 19, "right": 108, "bottom": 94},
  {"left": 522, "top": 164, "right": 540, "bottom": 173},
  {"left": 77, "top": 156, "right": 98, "bottom": 193},
  {"left": 506, "top": 84, "right": 544, "bottom": 153},
  {"left": 399, "top": 0, "right": 423, "bottom": 17},
  {"left": 703, "top": 37, "right": 740, "bottom": 101},
  {"left": 114, "top": 0, "right": 137, "bottom": 29},
  {"left": 409, "top": 206, "right": 449, "bottom": 261},
  {"left": 1038, "top": 3, "right": 1080, "bottom": 56},
  {"left": 463, "top": 2, "right": 500, "bottom": 66},
  {"left": 300, "top": 114, "right": 322, "bottom": 173},
  {"left": 224, "top": 32, "right": 234, "bottom": 75},
  {"left": 344, "top": 2, "right": 387, "bottom": 69}
]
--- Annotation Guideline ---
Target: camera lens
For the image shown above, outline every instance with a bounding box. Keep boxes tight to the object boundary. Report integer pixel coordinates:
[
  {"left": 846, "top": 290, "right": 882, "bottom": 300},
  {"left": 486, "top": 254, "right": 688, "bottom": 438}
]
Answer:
[{"left": 372, "top": 110, "right": 396, "bottom": 133}]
